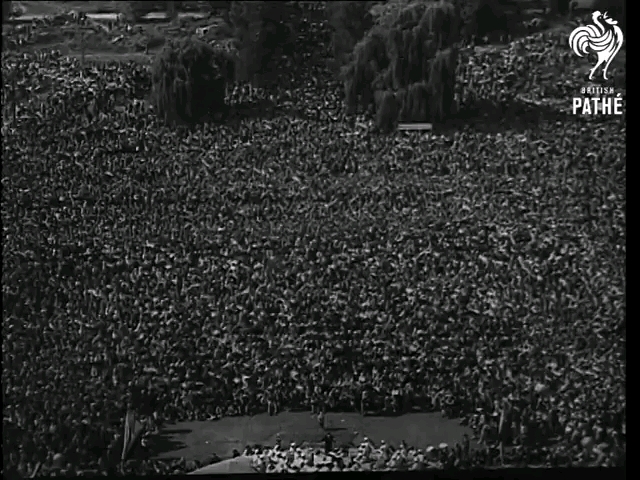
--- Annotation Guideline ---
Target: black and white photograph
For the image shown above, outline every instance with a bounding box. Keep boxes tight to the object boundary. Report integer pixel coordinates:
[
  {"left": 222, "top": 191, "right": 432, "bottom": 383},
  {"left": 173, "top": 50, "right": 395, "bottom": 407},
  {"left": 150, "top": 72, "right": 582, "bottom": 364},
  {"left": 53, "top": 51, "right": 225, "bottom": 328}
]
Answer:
[{"left": 2, "top": 0, "right": 625, "bottom": 476}]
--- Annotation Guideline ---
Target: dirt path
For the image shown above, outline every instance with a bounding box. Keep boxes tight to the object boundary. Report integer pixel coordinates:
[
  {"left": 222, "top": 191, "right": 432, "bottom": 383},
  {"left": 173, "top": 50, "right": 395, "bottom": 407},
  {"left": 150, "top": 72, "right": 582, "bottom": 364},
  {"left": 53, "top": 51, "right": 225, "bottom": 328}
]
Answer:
[{"left": 147, "top": 412, "right": 477, "bottom": 463}]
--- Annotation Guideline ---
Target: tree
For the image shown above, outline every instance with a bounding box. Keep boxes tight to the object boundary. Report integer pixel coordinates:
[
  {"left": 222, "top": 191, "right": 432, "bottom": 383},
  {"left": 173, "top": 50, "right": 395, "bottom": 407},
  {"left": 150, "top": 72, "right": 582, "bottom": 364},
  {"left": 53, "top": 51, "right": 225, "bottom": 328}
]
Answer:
[
  {"left": 150, "top": 37, "right": 236, "bottom": 125},
  {"left": 375, "top": 90, "right": 400, "bottom": 132},
  {"left": 228, "top": 1, "right": 302, "bottom": 87},
  {"left": 208, "top": 1, "right": 232, "bottom": 24},
  {"left": 343, "top": 0, "right": 460, "bottom": 132},
  {"left": 548, "top": 0, "right": 570, "bottom": 16},
  {"left": 458, "top": 0, "right": 522, "bottom": 43},
  {"left": 3, "top": 1, "right": 12, "bottom": 22},
  {"left": 325, "top": 1, "right": 376, "bottom": 70}
]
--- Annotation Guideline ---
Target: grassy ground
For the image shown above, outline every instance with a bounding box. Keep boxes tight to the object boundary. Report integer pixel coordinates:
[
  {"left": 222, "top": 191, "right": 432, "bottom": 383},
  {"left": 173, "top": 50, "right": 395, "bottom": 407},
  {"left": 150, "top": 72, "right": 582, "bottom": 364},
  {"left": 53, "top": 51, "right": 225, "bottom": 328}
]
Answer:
[{"left": 146, "top": 412, "right": 477, "bottom": 463}]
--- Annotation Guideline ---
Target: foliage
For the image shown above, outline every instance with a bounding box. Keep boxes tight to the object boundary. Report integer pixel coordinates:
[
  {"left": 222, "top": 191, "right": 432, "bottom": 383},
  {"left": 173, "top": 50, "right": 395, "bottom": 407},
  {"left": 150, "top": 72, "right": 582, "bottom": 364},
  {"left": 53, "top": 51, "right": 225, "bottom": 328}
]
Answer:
[
  {"left": 426, "top": 46, "right": 457, "bottom": 122},
  {"left": 208, "top": 1, "right": 233, "bottom": 10},
  {"left": 150, "top": 37, "right": 235, "bottom": 125},
  {"left": 3, "top": 1, "right": 11, "bottom": 21},
  {"left": 375, "top": 89, "right": 400, "bottom": 131},
  {"left": 370, "top": 0, "right": 433, "bottom": 29},
  {"left": 398, "top": 82, "right": 428, "bottom": 122},
  {"left": 343, "top": 0, "right": 460, "bottom": 132},
  {"left": 325, "top": 1, "right": 376, "bottom": 70},
  {"left": 548, "top": 0, "right": 570, "bottom": 15},
  {"left": 229, "top": 1, "right": 302, "bottom": 86},
  {"left": 458, "top": 0, "right": 523, "bottom": 42},
  {"left": 205, "top": 1, "right": 232, "bottom": 24}
]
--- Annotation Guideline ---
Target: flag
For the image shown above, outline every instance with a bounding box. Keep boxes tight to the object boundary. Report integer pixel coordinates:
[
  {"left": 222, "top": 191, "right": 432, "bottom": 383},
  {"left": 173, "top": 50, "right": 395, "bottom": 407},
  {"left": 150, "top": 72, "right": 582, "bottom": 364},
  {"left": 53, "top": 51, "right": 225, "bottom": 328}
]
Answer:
[
  {"left": 122, "top": 410, "right": 135, "bottom": 461},
  {"left": 30, "top": 462, "right": 42, "bottom": 478},
  {"left": 121, "top": 410, "right": 145, "bottom": 462}
]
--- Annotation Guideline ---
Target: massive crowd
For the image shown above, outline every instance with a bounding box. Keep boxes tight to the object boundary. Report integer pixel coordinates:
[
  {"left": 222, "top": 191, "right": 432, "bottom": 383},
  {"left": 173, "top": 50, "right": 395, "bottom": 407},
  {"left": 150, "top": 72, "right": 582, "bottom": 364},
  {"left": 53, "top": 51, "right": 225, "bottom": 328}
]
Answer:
[
  {"left": 3, "top": 8, "right": 625, "bottom": 476},
  {"left": 247, "top": 438, "right": 476, "bottom": 472},
  {"left": 243, "top": 427, "right": 623, "bottom": 473}
]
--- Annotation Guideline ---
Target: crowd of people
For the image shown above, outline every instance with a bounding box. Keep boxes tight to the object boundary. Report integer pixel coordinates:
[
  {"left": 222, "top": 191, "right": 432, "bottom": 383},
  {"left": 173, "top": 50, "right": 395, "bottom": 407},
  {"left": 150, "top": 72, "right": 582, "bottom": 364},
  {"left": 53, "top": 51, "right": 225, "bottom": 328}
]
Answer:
[
  {"left": 247, "top": 437, "right": 474, "bottom": 472},
  {"left": 238, "top": 423, "right": 623, "bottom": 473},
  {"left": 3, "top": 6, "right": 625, "bottom": 476}
]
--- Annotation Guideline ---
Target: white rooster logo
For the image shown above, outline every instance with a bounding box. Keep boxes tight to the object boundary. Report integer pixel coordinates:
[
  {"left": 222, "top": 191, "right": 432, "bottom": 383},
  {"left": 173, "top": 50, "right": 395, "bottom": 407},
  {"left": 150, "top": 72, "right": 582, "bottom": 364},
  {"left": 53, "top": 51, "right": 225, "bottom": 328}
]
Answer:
[{"left": 569, "top": 11, "right": 624, "bottom": 81}]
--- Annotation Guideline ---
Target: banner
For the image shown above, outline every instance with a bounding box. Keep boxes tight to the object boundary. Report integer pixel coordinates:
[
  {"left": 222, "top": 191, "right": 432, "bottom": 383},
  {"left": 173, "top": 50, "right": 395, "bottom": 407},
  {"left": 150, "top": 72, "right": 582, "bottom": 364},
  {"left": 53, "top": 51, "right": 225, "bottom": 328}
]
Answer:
[{"left": 121, "top": 410, "right": 145, "bottom": 462}]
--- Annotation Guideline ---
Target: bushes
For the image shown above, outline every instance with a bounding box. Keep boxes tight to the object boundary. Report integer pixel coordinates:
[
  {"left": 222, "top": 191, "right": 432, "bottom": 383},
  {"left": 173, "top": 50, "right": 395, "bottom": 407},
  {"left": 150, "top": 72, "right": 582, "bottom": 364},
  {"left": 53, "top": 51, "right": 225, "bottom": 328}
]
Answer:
[
  {"left": 150, "top": 37, "right": 235, "bottom": 125},
  {"left": 343, "top": 0, "right": 460, "bottom": 132}
]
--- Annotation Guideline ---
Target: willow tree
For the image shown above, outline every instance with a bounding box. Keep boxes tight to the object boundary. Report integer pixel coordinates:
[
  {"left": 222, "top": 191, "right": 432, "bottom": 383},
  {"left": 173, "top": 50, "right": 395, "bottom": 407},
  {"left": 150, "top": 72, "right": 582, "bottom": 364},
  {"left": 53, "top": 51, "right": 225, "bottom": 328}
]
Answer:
[
  {"left": 343, "top": 0, "right": 461, "bottom": 132},
  {"left": 151, "top": 37, "right": 236, "bottom": 125}
]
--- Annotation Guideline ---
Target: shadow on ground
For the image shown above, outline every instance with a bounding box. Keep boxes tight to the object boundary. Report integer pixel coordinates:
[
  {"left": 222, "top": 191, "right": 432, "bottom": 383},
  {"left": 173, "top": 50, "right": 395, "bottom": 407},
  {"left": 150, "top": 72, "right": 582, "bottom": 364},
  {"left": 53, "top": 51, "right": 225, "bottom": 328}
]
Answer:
[{"left": 144, "top": 427, "right": 192, "bottom": 460}]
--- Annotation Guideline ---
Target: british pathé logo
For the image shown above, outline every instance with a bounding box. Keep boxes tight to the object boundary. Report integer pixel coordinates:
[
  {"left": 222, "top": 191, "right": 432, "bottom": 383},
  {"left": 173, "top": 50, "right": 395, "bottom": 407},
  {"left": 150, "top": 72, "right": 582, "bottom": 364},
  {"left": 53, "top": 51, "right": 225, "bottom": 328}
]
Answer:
[{"left": 569, "top": 11, "right": 624, "bottom": 81}]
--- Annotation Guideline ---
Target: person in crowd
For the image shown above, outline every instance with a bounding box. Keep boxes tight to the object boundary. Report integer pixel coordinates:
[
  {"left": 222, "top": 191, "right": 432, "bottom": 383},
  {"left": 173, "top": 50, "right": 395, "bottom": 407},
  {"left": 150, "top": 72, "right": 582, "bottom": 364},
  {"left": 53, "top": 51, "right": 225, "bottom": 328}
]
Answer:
[
  {"left": 317, "top": 409, "right": 325, "bottom": 430},
  {"left": 323, "top": 432, "right": 333, "bottom": 455}
]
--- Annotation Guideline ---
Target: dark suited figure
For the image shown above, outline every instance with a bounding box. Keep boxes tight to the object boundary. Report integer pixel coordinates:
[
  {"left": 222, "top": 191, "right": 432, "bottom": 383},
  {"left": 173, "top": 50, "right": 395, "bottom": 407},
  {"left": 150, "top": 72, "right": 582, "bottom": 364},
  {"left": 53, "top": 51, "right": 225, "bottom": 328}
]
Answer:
[{"left": 324, "top": 432, "right": 334, "bottom": 454}]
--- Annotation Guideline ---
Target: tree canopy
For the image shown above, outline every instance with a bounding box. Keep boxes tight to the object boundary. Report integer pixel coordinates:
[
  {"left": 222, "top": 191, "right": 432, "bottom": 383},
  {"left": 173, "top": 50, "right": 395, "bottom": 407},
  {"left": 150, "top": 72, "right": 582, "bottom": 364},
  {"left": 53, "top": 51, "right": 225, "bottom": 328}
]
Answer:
[
  {"left": 326, "top": 2, "right": 376, "bottom": 70},
  {"left": 150, "top": 37, "right": 236, "bottom": 125},
  {"left": 342, "top": 0, "right": 460, "bottom": 132},
  {"left": 228, "top": 1, "right": 302, "bottom": 86},
  {"left": 3, "top": 1, "right": 13, "bottom": 21}
]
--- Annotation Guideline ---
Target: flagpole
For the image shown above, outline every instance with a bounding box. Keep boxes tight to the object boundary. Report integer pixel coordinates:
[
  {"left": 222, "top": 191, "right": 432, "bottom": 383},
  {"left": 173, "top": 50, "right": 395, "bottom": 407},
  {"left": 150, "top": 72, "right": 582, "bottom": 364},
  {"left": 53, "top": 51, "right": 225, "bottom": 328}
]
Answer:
[
  {"left": 30, "top": 462, "right": 42, "bottom": 478},
  {"left": 122, "top": 409, "right": 134, "bottom": 463}
]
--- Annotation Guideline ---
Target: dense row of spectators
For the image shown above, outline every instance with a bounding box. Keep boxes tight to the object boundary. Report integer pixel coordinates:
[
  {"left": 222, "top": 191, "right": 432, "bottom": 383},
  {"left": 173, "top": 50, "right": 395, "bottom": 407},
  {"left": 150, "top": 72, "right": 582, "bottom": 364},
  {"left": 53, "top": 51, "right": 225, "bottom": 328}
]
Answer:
[{"left": 3, "top": 10, "right": 625, "bottom": 476}]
